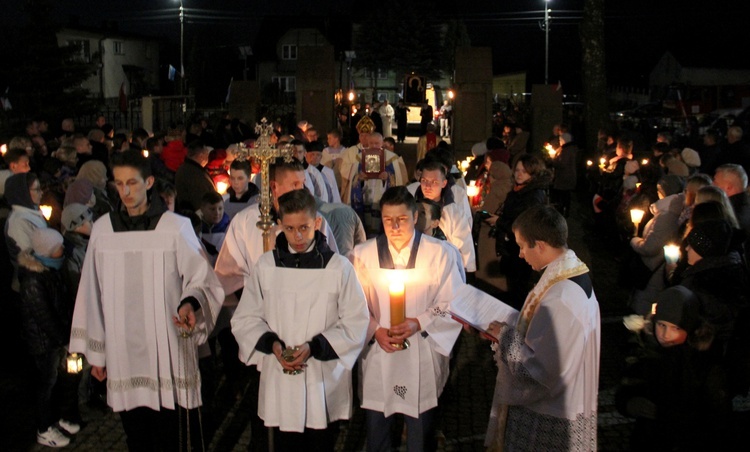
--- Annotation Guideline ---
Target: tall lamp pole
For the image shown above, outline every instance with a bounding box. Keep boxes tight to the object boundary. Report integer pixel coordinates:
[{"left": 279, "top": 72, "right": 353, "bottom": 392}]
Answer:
[
  {"left": 179, "top": 0, "right": 184, "bottom": 95},
  {"left": 544, "top": 0, "right": 551, "bottom": 85}
]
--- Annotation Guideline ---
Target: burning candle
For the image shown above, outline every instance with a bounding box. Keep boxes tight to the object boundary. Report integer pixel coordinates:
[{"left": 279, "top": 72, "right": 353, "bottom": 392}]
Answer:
[
  {"left": 545, "top": 143, "right": 556, "bottom": 158},
  {"left": 142, "top": 149, "right": 149, "bottom": 158},
  {"left": 466, "top": 180, "right": 479, "bottom": 198},
  {"left": 389, "top": 281, "right": 405, "bottom": 327},
  {"left": 40, "top": 205, "right": 53, "bottom": 220},
  {"left": 599, "top": 157, "right": 606, "bottom": 168},
  {"left": 586, "top": 160, "right": 593, "bottom": 167},
  {"left": 630, "top": 208, "right": 645, "bottom": 236},
  {"left": 0, "top": 143, "right": 7, "bottom": 155},
  {"left": 460, "top": 159, "right": 470, "bottom": 172},
  {"left": 216, "top": 181, "right": 229, "bottom": 195},
  {"left": 663, "top": 244, "right": 680, "bottom": 264},
  {"left": 641, "top": 158, "right": 649, "bottom": 165},
  {"left": 66, "top": 353, "right": 83, "bottom": 374}
]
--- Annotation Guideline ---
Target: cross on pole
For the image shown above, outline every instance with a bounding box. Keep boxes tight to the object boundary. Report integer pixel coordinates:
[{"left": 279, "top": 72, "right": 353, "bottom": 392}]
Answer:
[{"left": 234, "top": 118, "right": 294, "bottom": 252}]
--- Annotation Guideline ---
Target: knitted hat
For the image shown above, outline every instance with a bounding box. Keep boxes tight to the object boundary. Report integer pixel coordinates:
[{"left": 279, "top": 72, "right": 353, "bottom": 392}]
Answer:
[
  {"left": 653, "top": 286, "right": 700, "bottom": 334},
  {"left": 624, "top": 160, "right": 640, "bottom": 176},
  {"left": 61, "top": 203, "right": 93, "bottom": 232},
  {"left": 657, "top": 174, "right": 684, "bottom": 197},
  {"left": 681, "top": 148, "right": 701, "bottom": 168},
  {"left": 77, "top": 160, "right": 108, "bottom": 190},
  {"left": 63, "top": 178, "right": 94, "bottom": 207},
  {"left": 31, "top": 227, "right": 64, "bottom": 258},
  {"left": 687, "top": 219, "right": 732, "bottom": 258},
  {"left": 665, "top": 159, "right": 690, "bottom": 177},
  {"left": 471, "top": 141, "right": 488, "bottom": 157}
]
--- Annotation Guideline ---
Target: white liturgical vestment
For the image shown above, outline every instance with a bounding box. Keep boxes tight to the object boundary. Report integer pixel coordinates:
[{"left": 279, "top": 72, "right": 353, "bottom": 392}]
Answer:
[
  {"left": 351, "top": 232, "right": 463, "bottom": 418},
  {"left": 231, "top": 252, "right": 369, "bottom": 432},
  {"left": 69, "top": 212, "right": 224, "bottom": 412}
]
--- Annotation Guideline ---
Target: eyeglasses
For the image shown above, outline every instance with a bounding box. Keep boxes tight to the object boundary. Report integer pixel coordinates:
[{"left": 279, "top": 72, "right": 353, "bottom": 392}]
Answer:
[{"left": 419, "top": 178, "right": 442, "bottom": 187}]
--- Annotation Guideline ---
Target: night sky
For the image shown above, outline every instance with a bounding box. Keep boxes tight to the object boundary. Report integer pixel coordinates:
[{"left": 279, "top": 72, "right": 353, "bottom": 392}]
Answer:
[{"left": 1, "top": 0, "right": 744, "bottom": 94}]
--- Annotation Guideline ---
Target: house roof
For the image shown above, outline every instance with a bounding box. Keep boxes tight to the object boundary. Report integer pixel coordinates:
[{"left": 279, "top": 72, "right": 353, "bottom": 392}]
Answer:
[
  {"left": 666, "top": 49, "right": 750, "bottom": 71},
  {"left": 251, "top": 15, "right": 352, "bottom": 61},
  {"left": 59, "top": 25, "right": 165, "bottom": 43}
]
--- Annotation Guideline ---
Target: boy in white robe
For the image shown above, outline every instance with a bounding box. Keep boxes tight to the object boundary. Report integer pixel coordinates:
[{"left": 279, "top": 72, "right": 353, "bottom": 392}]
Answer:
[
  {"left": 231, "top": 189, "right": 369, "bottom": 450},
  {"left": 351, "top": 186, "right": 463, "bottom": 451},
  {"left": 69, "top": 150, "right": 224, "bottom": 450},
  {"left": 484, "top": 204, "right": 600, "bottom": 451}
]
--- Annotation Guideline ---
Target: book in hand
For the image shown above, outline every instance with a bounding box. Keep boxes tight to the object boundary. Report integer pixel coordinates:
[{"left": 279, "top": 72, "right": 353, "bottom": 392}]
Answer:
[{"left": 449, "top": 284, "right": 519, "bottom": 342}]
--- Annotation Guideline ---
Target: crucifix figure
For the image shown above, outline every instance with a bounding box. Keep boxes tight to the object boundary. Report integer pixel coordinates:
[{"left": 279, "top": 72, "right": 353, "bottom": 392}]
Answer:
[{"left": 234, "top": 118, "right": 294, "bottom": 252}]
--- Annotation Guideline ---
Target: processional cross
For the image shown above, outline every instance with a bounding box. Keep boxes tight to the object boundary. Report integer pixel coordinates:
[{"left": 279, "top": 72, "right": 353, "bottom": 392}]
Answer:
[{"left": 234, "top": 118, "right": 294, "bottom": 252}]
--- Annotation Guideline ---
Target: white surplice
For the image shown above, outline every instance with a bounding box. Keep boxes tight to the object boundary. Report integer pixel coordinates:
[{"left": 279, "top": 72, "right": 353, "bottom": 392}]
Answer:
[
  {"left": 351, "top": 234, "right": 463, "bottom": 418},
  {"left": 231, "top": 252, "right": 369, "bottom": 432},
  {"left": 69, "top": 212, "right": 224, "bottom": 411},
  {"left": 214, "top": 203, "right": 339, "bottom": 295}
]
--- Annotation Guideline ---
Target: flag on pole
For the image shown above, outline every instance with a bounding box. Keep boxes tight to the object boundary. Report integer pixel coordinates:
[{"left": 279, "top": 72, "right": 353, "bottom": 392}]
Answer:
[
  {"left": 168, "top": 65, "right": 176, "bottom": 81},
  {"left": 1, "top": 87, "right": 11, "bottom": 111},
  {"left": 225, "top": 77, "right": 233, "bottom": 104},
  {"left": 118, "top": 81, "right": 128, "bottom": 113}
]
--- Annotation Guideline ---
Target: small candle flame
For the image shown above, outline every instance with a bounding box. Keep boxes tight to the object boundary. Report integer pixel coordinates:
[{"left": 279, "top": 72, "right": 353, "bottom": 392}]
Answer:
[
  {"left": 630, "top": 208, "right": 645, "bottom": 224},
  {"left": 641, "top": 158, "right": 649, "bottom": 165},
  {"left": 142, "top": 149, "right": 149, "bottom": 158},
  {"left": 586, "top": 160, "right": 593, "bottom": 166},
  {"left": 40, "top": 205, "right": 53, "bottom": 220},
  {"left": 216, "top": 181, "right": 229, "bottom": 195}
]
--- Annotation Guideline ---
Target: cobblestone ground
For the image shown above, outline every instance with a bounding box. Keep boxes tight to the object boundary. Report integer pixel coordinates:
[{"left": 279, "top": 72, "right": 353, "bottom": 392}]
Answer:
[{"left": 3, "top": 185, "right": 646, "bottom": 452}]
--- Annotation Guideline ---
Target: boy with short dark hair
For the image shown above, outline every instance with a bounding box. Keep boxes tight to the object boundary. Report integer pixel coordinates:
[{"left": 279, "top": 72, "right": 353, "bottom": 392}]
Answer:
[
  {"left": 199, "top": 191, "right": 230, "bottom": 263},
  {"left": 223, "top": 159, "right": 259, "bottom": 220},
  {"left": 232, "top": 189, "right": 368, "bottom": 450}
]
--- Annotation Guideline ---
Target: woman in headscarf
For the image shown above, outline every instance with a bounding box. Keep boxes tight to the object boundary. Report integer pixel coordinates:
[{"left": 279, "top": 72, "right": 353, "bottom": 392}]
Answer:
[{"left": 76, "top": 160, "right": 113, "bottom": 221}]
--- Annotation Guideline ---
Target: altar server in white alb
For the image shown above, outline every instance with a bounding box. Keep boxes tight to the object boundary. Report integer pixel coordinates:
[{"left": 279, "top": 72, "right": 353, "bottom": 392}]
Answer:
[
  {"left": 231, "top": 189, "right": 369, "bottom": 450},
  {"left": 351, "top": 186, "right": 463, "bottom": 451},
  {"left": 69, "top": 150, "right": 224, "bottom": 450},
  {"left": 214, "top": 158, "right": 338, "bottom": 296},
  {"left": 484, "top": 204, "right": 600, "bottom": 451}
]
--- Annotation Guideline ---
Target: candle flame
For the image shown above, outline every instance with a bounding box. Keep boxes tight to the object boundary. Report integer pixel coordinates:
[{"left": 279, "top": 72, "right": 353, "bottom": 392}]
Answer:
[
  {"left": 40, "top": 205, "right": 53, "bottom": 220},
  {"left": 0, "top": 144, "right": 7, "bottom": 155},
  {"left": 142, "top": 149, "right": 149, "bottom": 158},
  {"left": 630, "top": 208, "right": 645, "bottom": 224},
  {"left": 216, "top": 181, "right": 229, "bottom": 195},
  {"left": 641, "top": 158, "right": 649, "bottom": 165},
  {"left": 586, "top": 160, "right": 593, "bottom": 166}
]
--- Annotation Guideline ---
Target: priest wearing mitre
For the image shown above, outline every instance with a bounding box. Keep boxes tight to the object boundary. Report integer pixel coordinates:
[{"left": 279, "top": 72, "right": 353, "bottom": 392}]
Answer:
[{"left": 350, "top": 186, "right": 463, "bottom": 451}]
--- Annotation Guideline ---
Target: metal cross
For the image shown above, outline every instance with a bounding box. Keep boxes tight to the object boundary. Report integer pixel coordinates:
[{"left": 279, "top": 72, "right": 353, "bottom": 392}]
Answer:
[{"left": 233, "top": 118, "right": 294, "bottom": 252}]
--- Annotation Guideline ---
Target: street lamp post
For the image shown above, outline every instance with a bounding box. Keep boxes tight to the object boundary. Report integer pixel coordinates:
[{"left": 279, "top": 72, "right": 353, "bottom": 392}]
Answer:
[
  {"left": 544, "top": 0, "right": 551, "bottom": 85},
  {"left": 178, "top": 0, "right": 184, "bottom": 95}
]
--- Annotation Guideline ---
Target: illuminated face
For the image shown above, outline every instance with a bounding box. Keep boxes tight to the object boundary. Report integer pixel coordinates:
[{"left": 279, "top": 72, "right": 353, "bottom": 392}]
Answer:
[
  {"left": 368, "top": 135, "right": 384, "bottom": 150},
  {"left": 293, "top": 145, "right": 306, "bottom": 163},
  {"left": 655, "top": 320, "right": 688, "bottom": 347},
  {"left": 383, "top": 140, "right": 395, "bottom": 152},
  {"left": 10, "top": 156, "right": 31, "bottom": 174},
  {"left": 29, "top": 180, "right": 43, "bottom": 206},
  {"left": 416, "top": 202, "right": 438, "bottom": 234},
  {"left": 305, "top": 151, "right": 323, "bottom": 167},
  {"left": 271, "top": 170, "right": 306, "bottom": 206},
  {"left": 113, "top": 166, "right": 154, "bottom": 216},
  {"left": 419, "top": 169, "right": 447, "bottom": 201},
  {"left": 382, "top": 203, "right": 417, "bottom": 250},
  {"left": 327, "top": 133, "right": 340, "bottom": 148},
  {"left": 230, "top": 168, "right": 250, "bottom": 196},
  {"left": 201, "top": 201, "right": 224, "bottom": 225},
  {"left": 514, "top": 231, "right": 544, "bottom": 271},
  {"left": 305, "top": 129, "right": 318, "bottom": 142},
  {"left": 280, "top": 210, "right": 322, "bottom": 253},
  {"left": 514, "top": 161, "right": 531, "bottom": 185}
]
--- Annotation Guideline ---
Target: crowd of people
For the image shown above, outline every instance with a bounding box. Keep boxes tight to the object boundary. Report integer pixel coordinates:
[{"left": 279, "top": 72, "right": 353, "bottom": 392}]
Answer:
[
  {"left": 582, "top": 125, "right": 750, "bottom": 448},
  {"left": 1, "top": 105, "right": 747, "bottom": 451}
]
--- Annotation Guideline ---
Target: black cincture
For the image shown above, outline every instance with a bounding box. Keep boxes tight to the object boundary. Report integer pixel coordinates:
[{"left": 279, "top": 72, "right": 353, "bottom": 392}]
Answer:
[{"left": 376, "top": 230, "right": 422, "bottom": 269}]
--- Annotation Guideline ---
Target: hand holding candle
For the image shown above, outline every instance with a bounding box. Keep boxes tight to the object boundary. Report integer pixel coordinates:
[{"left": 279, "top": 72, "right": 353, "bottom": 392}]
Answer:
[
  {"left": 388, "top": 278, "right": 410, "bottom": 350},
  {"left": 630, "top": 208, "right": 644, "bottom": 236}
]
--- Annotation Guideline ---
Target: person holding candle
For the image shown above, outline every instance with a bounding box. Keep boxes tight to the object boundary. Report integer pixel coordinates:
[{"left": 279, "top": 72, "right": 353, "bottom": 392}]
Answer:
[
  {"left": 351, "top": 186, "right": 463, "bottom": 452},
  {"left": 231, "top": 189, "right": 368, "bottom": 450},
  {"left": 221, "top": 158, "right": 259, "bottom": 220},
  {"left": 484, "top": 205, "right": 599, "bottom": 451},
  {"left": 69, "top": 151, "right": 224, "bottom": 450},
  {"left": 18, "top": 228, "right": 81, "bottom": 447},
  {"left": 629, "top": 175, "right": 685, "bottom": 315},
  {"left": 4, "top": 172, "right": 49, "bottom": 293},
  {"left": 548, "top": 132, "right": 578, "bottom": 218}
]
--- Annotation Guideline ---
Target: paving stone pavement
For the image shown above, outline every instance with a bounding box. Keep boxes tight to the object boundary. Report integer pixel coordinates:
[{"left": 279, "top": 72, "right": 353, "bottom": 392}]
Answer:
[{"left": 3, "top": 187, "right": 649, "bottom": 451}]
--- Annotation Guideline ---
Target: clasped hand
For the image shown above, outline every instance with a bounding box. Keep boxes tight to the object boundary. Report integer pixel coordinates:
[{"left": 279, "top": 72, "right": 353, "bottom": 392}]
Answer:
[
  {"left": 273, "top": 341, "right": 311, "bottom": 372},
  {"left": 375, "top": 318, "right": 420, "bottom": 353}
]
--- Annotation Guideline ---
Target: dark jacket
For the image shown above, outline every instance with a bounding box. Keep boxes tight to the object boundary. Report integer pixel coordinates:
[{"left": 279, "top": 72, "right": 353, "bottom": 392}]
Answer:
[
  {"left": 17, "top": 251, "right": 71, "bottom": 355},
  {"left": 496, "top": 171, "right": 551, "bottom": 257},
  {"left": 175, "top": 158, "right": 216, "bottom": 212},
  {"left": 551, "top": 142, "right": 578, "bottom": 191}
]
